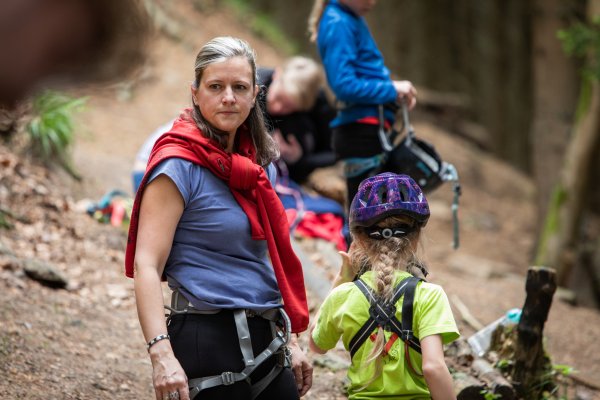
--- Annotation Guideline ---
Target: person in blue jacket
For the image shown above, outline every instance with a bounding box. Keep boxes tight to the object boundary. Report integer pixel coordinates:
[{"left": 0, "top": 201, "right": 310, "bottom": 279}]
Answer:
[{"left": 308, "top": 0, "right": 417, "bottom": 213}]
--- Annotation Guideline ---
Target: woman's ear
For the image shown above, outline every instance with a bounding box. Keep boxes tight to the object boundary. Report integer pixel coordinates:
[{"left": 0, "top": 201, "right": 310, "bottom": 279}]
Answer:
[
  {"left": 190, "top": 85, "right": 198, "bottom": 106},
  {"left": 252, "top": 84, "right": 259, "bottom": 106}
]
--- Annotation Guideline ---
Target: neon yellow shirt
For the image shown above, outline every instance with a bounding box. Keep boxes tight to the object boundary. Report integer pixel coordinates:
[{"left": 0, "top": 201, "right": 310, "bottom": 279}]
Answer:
[{"left": 312, "top": 271, "right": 460, "bottom": 399}]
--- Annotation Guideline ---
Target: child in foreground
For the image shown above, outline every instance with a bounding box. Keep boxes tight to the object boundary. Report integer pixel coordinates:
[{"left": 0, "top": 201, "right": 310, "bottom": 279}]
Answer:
[{"left": 310, "top": 172, "right": 459, "bottom": 399}]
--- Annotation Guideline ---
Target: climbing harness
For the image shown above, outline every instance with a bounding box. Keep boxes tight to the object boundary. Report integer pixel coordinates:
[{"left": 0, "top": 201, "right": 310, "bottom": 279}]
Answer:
[
  {"left": 349, "top": 276, "right": 424, "bottom": 377},
  {"left": 165, "top": 291, "right": 292, "bottom": 399}
]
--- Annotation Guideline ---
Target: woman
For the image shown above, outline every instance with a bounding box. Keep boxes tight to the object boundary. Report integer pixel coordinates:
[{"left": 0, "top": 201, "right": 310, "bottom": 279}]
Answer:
[
  {"left": 125, "top": 37, "right": 312, "bottom": 400},
  {"left": 308, "top": 0, "right": 417, "bottom": 212}
]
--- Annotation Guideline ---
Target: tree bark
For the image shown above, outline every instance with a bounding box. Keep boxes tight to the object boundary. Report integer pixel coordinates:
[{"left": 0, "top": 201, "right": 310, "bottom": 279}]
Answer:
[
  {"left": 512, "top": 266, "right": 557, "bottom": 398},
  {"left": 530, "top": 0, "right": 580, "bottom": 233},
  {"left": 535, "top": 0, "right": 600, "bottom": 286}
]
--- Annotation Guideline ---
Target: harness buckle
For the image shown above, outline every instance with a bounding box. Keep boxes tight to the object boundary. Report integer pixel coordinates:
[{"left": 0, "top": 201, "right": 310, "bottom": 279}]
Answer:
[
  {"left": 283, "top": 346, "right": 292, "bottom": 368},
  {"left": 400, "top": 329, "right": 414, "bottom": 341},
  {"left": 369, "top": 302, "right": 396, "bottom": 329},
  {"left": 221, "top": 371, "right": 236, "bottom": 386}
]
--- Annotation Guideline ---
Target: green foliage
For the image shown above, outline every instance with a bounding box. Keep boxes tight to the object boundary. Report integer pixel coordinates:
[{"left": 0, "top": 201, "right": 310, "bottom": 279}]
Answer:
[
  {"left": 535, "top": 185, "right": 567, "bottom": 265},
  {"left": 480, "top": 389, "right": 502, "bottom": 400},
  {"left": 535, "top": 363, "right": 575, "bottom": 400},
  {"left": 495, "top": 358, "right": 512, "bottom": 371},
  {"left": 26, "top": 91, "right": 86, "bottom": 178},
  {"left": 551, "top": 364, "right": 575, "bottom": 400},
  {"left": 558, "top": 16, "right": 600, "bottom": 81},
  {"left": 223, "top": 0, "right": 299, "bottom": 55}
]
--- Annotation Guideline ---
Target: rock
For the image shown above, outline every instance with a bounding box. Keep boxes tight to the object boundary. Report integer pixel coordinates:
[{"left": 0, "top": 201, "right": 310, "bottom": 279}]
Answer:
[
  {"left": 313, "top": 353, "right": 350, "bottom": 371},
  {"left": 22, "top": 258, "right": 69, "bottom": 289}
]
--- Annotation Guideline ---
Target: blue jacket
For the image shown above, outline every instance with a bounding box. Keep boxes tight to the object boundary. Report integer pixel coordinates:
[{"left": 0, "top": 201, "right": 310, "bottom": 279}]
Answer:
[{"left": 317, "top": 0, "right": 397, "bottom": 127}]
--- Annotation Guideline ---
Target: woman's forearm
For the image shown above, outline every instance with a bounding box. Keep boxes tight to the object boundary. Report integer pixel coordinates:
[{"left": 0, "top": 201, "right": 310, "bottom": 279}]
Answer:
[{"left": 134, "top": 265, "right": 169, "bottom": 345}]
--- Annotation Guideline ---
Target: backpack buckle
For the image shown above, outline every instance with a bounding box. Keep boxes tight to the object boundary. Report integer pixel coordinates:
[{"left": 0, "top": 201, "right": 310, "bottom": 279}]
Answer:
[{"left": 221, "top": 371, "right": 235, "bottom": 386}]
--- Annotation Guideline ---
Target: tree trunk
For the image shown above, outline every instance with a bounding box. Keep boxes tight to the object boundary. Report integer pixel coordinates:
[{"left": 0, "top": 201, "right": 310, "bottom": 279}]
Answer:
[
  {"left": 512, "top": 266, "right": 557, "bottom": 398},
  {"left": 535, "top": 0, "right": 600, "bottom": 286},
  {"left": 530, "top": 0, "right": 583, "bottom": 247}
]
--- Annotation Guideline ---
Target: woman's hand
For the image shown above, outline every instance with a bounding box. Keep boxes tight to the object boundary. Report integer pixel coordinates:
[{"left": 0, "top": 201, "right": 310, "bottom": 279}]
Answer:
[
  {"left": 288, "top": 338, "right": 313, "bottom": 397},
  {"left": 393, "top": 80, "right": 417, "bottom": 110},
  {"left": 150, "top": 341, "right": 190, "bottom": 400}
]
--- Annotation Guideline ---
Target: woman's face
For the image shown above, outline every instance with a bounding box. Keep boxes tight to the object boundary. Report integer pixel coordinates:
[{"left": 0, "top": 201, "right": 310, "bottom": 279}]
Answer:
[
  {"left": 339, "top": 0, "right": 377, "bottom": 16},
  {"left": 191, "top": 56, "right": 258, "bottom": 137}
]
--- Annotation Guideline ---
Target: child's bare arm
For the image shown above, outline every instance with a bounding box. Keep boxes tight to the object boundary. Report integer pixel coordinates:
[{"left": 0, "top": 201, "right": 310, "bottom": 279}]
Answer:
[
  {"left": 308, "top": 329, "right": 327, "bottom": 354},
  {"left": 309, "top": 250, "right": 354, "bottom": 355},
  {"left": 420, "top": 334, "right": 456, "bottom": 400}
]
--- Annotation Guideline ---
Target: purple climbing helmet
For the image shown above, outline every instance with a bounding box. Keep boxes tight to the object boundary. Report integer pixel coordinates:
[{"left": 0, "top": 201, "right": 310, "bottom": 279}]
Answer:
[{"left": 349, "top": 172, "right": 430, "bottom": 228}]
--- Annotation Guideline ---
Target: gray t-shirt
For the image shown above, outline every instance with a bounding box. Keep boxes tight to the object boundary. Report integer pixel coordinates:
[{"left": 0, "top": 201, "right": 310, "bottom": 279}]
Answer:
[{"left": 148, "top": 157, "right": 282, "bottom": 311}]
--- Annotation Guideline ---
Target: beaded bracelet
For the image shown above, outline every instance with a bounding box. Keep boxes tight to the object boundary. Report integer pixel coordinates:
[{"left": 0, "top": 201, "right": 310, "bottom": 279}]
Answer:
[{"left": 147, "top": 333, "right": 170, "bottom": 352}]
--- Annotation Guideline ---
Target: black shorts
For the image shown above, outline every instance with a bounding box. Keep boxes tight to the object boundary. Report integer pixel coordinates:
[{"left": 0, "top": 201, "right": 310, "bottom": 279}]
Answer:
[
  {"left": 332, "top": 122, "right": 384, "bottom": 159},
  {"left": 168, "top": 310, "right": 299, "bottom": 400}
]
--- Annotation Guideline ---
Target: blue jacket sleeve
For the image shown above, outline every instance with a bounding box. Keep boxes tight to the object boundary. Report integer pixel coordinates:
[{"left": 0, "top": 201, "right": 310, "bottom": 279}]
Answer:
[{"left": 318, "top": 17, "right": 397, "bottom": 105}]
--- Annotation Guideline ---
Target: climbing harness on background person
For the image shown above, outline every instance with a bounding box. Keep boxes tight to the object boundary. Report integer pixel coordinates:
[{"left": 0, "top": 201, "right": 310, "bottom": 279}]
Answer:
[
  {"left": 165, "top": 291, "right": 292, "bottom": 399},
  {"left": 349, "top": 275, "right": 425, "bottom": 377}
]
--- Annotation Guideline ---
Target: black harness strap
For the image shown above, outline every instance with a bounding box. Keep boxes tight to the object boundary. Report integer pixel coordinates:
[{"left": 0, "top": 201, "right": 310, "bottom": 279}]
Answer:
[{"left": 348, "top": 276, "right": 422, "bottom": 359}]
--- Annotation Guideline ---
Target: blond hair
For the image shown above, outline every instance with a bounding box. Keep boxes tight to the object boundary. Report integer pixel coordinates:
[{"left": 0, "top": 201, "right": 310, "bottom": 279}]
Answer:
[
  {"left": 307, "top": 0, "right": 329, "bottom": 42},
  {"left": 349, "top": 215, "right": 426, "bottom": 385},
  {"left": 278, "top": 56, "right": 324, "bottom": 112}
]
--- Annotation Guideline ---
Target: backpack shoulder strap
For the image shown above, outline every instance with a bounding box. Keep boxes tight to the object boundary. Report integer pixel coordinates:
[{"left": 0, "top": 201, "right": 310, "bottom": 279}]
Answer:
[
  {"left": 348, "top": 279, "right": 380, "bottom": 358},
  {"left": 348, "top": 277, "right": 419, "bottom": 359},
  {"left": 389, "top": 277, "right": 422, "bottom": 353}
]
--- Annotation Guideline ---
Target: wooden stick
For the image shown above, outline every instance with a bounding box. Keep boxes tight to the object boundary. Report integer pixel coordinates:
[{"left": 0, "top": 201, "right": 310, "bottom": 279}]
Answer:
[{"left": 451, "top": 294, "right": 484, "bottom": 331}]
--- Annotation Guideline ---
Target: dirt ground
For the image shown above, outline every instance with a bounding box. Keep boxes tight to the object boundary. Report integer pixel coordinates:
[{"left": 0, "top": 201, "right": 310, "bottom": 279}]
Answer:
[{"left": 1, "top": 2, "right": 600, "bottom": 399}]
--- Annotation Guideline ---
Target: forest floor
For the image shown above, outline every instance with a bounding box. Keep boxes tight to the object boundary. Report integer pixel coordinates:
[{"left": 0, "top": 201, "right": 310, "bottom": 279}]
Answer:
[{"left": 1, "top": 2, "right": 600, "bottom": 399}]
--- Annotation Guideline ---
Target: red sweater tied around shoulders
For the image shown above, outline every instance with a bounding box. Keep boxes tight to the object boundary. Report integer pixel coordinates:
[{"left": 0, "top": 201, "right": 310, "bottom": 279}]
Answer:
[{"left": 125, "top": 110, "right": 309, "bottom": 332}]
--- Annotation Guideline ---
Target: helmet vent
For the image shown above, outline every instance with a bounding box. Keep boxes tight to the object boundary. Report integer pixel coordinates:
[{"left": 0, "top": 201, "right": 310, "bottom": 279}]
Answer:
[
  {"left": 377, "top": 185, "right": 388, "bottom": 204},
  {"left": 399, "top": 186, "right": 408, "bottom": 202},
  {"left": 362, "top": 185, "right": 373, "bottom": 203}
]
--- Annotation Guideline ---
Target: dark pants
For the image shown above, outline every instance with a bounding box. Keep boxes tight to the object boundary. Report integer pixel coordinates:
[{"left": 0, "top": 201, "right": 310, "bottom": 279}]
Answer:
[
  {"left": 168, "top": 311, "right": 299, "bottom": 400},
  {"left": 332, "top": 122, "right": 385, "bottom": 211}
]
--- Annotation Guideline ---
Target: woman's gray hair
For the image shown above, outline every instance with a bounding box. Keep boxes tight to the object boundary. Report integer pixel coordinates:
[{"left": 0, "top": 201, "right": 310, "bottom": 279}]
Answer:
[{"left": 190, "top": 36, "right": 278, "bottom": 166}]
